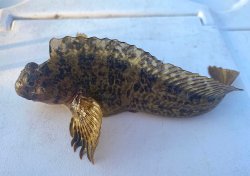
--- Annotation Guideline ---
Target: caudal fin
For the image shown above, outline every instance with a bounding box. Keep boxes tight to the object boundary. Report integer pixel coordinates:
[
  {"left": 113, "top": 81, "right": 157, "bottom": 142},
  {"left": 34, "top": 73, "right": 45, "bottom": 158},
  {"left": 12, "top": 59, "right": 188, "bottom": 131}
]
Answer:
[{"left": 208, "top": 66, "right": 240, "bottom": 85}]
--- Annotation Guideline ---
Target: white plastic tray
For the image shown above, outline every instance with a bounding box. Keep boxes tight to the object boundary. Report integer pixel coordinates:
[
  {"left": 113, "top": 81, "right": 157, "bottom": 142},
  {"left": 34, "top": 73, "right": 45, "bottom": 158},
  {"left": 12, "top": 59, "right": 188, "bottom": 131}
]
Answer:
[{"left": 0, "top": 1, "right": 249, "bottom": 176}]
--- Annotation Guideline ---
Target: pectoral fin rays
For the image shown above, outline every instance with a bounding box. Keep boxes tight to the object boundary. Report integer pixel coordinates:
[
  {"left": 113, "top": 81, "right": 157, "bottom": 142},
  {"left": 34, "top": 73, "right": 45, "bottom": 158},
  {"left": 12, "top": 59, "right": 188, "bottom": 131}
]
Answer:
[{"left": 68, "top": 95, "right": 102, "bottom": 164}]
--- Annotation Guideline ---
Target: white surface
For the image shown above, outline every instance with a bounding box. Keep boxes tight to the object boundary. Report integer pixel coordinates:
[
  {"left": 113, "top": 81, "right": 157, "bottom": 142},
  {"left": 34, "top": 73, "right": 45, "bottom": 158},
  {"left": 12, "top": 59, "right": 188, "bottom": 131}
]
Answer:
[{"left": 0, "top": 1, "right": 250, "bottom": 176}]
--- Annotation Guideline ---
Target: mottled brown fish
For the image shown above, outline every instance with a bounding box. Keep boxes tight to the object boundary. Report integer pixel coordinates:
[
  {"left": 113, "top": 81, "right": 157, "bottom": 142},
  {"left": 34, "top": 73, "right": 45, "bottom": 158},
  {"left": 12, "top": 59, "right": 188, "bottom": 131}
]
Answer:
[{"left": 15, "top": 34, "right": 241, "bottom": 163}]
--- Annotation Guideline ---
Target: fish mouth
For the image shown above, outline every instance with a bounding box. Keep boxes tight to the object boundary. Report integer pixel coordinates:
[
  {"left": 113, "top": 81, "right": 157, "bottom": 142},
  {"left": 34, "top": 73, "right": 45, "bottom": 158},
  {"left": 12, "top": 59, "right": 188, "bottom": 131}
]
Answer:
[
  {"left": 15, "top": 80, "right": 23, "bottom": 95},
  {"left": 17, "top": 90, "right": 37, "bottom": 100},
  {"left": 15, "top": 80, "right": 37, "bottom": 100}
]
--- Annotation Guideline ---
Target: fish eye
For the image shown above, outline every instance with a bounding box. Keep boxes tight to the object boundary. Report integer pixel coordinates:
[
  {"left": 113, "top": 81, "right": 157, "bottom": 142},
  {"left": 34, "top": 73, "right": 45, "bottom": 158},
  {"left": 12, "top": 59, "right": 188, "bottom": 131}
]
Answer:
[
  {"left": 28, "top": 81, "right": 35, "bottom": 87},
  {"left": 26, "top": 75, "right": 36, "bottom": 87},
  {"left": 25, "top": 62, "right": 38, "bottom": 71}
]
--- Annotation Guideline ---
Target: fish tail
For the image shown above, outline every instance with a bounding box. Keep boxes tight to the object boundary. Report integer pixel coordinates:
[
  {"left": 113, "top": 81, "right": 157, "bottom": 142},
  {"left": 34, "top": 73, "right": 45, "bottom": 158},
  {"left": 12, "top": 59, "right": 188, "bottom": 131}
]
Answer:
[{"left": 208, "top": 66, "right": 243, "bottom": 91}]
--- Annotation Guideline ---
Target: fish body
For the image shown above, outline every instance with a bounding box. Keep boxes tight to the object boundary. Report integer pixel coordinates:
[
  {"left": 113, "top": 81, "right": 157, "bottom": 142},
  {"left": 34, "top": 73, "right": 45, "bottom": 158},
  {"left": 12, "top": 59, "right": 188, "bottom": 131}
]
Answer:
[{"left": 21, "top": 36, "right": 238, "bottom": 116}]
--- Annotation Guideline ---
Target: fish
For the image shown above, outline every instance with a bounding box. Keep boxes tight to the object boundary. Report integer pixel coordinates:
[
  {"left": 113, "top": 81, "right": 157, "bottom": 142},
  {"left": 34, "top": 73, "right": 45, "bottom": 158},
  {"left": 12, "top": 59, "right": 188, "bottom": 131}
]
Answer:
[{"left": 15, "top": 34, "right": 241, "bottom": 163}]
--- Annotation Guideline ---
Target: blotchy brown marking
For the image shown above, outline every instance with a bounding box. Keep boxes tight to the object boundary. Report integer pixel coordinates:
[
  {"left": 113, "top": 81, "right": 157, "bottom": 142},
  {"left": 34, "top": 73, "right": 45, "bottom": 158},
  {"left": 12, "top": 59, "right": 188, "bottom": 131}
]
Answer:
[{"left": 18, "top": 35, "right": 239, "bottom": 117}]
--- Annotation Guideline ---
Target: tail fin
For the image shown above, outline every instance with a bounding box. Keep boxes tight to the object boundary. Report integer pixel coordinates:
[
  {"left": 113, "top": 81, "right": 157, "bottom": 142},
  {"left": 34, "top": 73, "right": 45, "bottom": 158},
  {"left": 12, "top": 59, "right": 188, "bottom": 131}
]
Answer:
[{"left": 208, "top": 66, "right": 240, "bottom": 86}]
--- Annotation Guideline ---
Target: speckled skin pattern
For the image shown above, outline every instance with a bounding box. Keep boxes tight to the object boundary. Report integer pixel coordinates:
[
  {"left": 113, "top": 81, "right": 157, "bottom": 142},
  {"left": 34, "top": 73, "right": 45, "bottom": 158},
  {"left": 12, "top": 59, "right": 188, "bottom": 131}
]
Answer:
[{"left": 15, "top": 35, "right": 239, "bottom": 117}]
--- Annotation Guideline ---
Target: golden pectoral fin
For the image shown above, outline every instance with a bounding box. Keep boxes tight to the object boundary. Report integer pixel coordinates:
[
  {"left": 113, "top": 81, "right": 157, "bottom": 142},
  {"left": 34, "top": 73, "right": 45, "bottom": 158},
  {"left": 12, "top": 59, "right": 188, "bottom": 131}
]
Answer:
[{"left": 69, "top": 95, "right": 102, "bottom": 164}]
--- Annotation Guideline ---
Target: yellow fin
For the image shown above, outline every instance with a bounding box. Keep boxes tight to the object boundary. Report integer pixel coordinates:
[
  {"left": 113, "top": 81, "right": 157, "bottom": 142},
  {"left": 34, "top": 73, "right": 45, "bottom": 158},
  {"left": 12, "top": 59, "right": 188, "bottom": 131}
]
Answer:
[
  {"left": 208, "top": 66, "right": 240, "bottom": 86},
  {"left": 69, "top": 95, "right": 102, "bottom": 164},
  {"left": 76, "top": 33, "right": 88, "bottom": 38}
]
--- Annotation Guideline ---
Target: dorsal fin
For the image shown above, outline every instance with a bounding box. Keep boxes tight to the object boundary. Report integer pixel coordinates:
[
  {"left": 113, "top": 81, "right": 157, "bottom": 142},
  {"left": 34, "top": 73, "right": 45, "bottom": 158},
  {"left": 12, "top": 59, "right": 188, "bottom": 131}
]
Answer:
[
  {"left": 49, "top": 38, "right": 63, "bottom": 58},
  {"left": 49, "top": 36, "right": 84, "bottom": 59},
  {"left": 49, "top": 34, "right": 88, "bottom": 58},
  {"left": 208, "top": 66, "right": 239, "bottom": 86}
]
